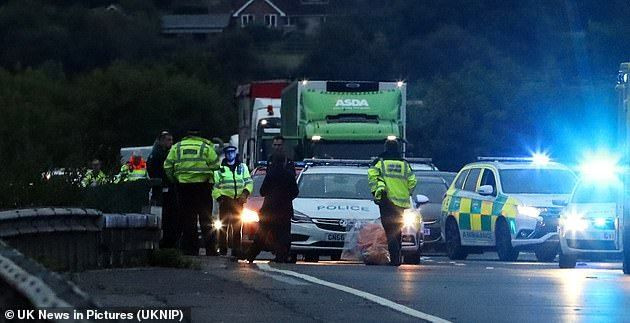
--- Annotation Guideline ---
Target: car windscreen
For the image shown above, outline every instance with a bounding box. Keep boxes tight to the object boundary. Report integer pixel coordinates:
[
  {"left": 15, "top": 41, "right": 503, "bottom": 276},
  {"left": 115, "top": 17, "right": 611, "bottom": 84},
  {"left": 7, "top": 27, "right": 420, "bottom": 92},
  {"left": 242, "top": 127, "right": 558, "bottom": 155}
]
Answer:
[
  {"left": 572, "top": 183, "right": 620, "bottom": 204},
  {"left": 499, "top": 169, "right": 576, "bottom": 194},
  {"left": 413, "top": 182, "right": 447, "bottom": 203},
  {"left": 252, "top": 175, "right": 264, "bottom": 197},
  {"left": 298, "top": 173, "right": 373, "bottom": 199}
]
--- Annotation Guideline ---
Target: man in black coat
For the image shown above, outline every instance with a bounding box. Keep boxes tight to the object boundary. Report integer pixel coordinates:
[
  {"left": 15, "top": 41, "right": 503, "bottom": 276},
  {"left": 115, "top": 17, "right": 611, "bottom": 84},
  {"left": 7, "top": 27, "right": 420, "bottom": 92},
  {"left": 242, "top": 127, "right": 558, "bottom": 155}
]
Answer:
[
  {"left": 147, "top": 131, "right": 177, "bottom": 248},
  {"left": 247, "top": 152, "right": 299, "bottom": 263}
]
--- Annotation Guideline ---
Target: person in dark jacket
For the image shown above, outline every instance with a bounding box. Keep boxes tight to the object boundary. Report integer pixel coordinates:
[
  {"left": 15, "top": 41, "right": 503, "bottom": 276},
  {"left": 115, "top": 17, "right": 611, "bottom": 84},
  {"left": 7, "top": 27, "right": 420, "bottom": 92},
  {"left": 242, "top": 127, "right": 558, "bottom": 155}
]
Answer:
[
  {"left": 146, "top": 131, "right": 176, "bottom": 248},
  {"left": 246, "top": 152, "right": 299, "bottom": 263}
]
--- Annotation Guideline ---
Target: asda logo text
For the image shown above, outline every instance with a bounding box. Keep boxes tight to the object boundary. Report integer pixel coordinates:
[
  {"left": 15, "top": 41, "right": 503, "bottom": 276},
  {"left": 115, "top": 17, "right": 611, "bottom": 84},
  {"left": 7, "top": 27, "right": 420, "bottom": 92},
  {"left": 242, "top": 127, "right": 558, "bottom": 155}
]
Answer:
[{"left": 334, "top": 99, "right": 370, "bottom": 108}]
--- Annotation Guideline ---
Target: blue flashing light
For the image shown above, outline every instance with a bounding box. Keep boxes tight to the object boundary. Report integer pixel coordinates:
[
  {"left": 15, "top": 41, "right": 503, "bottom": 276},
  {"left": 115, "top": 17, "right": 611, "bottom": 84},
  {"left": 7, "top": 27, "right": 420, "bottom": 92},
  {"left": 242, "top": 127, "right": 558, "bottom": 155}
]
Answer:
[
  {"left": 531, "top": 153, "right": 551, "bottom": 166},
  {"left": 578, "top": 152, "right": 621, "bottom": 183}
]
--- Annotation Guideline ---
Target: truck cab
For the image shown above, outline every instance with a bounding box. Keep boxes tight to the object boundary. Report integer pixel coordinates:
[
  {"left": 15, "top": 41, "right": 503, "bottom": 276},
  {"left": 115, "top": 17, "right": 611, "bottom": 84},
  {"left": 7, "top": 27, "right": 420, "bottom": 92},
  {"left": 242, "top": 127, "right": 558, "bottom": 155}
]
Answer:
[{"left": 281, "top": 80, "right": 406, "bottom": 160}]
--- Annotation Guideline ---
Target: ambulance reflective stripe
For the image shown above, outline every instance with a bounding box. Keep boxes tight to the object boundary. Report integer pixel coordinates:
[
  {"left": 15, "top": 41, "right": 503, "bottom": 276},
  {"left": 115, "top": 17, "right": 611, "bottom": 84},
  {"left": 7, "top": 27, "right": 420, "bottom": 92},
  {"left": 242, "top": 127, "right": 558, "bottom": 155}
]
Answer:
[{"left": 445, "top": 191, "right": 519, "bottom": 242}]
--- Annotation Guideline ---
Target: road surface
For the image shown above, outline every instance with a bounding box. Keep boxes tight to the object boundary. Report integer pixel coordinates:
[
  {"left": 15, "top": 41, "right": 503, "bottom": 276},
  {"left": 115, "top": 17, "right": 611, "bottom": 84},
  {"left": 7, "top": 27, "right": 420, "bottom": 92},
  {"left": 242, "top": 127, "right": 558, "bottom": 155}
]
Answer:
[{"left": 74, "top": 253, "right": 630, "bottom": 322}]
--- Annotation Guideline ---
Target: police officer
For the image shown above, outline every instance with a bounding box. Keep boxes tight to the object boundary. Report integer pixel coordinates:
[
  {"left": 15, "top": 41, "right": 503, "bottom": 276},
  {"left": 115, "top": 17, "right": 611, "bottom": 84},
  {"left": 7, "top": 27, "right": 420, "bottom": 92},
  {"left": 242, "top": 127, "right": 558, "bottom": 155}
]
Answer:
[
  {"left": 213, "top": 146, "right": 253, "bottom": 257},
  {"left": 367, "top": 139, "right": 417, "bottom": 266},
  {"left": 116, "top": 152, "right": 148, "bottom": 182},
  {"left": 164, "top": 129, "right": 220, "bottom": 256},
  {"left": 81, "top": 158, "right": 107, "bottom": 187}
]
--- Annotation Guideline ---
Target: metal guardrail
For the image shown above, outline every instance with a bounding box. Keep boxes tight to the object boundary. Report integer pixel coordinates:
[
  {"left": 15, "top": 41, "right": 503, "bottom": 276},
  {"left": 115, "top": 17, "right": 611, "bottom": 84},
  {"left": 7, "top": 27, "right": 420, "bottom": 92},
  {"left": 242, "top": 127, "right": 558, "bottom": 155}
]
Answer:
[
  {"left": 0, "top": 240, "right": 99, "bottom": 322},
  {"left": 101, "top": 213, "right": 162, "bottom": 268},
  {"left": 0, "top": 208, "right": 163, "bottom": 271},
  {"left": 0, "top": 208, "right": 102, "bottom": 271}
]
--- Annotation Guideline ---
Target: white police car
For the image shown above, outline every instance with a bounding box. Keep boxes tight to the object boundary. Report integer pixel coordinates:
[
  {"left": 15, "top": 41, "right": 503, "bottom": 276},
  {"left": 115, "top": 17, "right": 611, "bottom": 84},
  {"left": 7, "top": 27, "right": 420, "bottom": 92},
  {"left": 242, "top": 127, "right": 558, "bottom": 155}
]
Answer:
[
  {"left": 558, "top": 180, "right": 624, "bottom": 268},
  {"left": 291, "top": 161, "right": 423, "bottom": 263}
]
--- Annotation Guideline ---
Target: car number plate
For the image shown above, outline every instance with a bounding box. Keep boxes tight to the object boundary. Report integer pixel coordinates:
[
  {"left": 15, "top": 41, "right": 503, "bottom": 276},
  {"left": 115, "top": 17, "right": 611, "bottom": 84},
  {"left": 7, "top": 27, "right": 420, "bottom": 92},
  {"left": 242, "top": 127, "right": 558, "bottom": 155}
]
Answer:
[
  {"left": 423, "top": 228, "right": 431, "bottom": 236},
  {"left": 327, "top": 233, "right": 345, "bottom": 241}
]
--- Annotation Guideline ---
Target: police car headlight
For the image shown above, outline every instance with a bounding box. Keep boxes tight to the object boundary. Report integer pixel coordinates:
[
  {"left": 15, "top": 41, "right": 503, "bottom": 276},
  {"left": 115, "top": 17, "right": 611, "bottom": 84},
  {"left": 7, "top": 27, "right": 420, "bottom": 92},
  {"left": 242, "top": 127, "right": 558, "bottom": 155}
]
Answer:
[
  {"left": 403, "top": 209, "right": 420, "bottom": 227},
  {"left": 213, "top": 219, "right": 223, "bottom": 230},
  {"left": 241, "top": 208, "right": 259, "bottom": 223},
  {"left": 517, "top": 205, "right": 542, "bottom": 219},
  {"left": 292, "top": 210, "right": 312, "bottom": 223},
  {"left": 560, "top": 211, "right": 588, "bottom": 232}
]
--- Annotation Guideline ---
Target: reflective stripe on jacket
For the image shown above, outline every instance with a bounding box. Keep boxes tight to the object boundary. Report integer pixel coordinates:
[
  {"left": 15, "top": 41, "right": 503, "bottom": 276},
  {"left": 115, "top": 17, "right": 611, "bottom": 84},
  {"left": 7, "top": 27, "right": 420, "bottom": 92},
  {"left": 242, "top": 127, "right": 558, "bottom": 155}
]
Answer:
[
  {"left": 164, "top": 136, "right": 220, "bottom": 184},
  {"left": 367, "top": 158, "right": 417, "bottom": 208},
  {"left": 81, "top": 170, "right": 107, "bottom": 187},
  {"left": 212, "top": 163, "right": 253, "bottom": 200}
]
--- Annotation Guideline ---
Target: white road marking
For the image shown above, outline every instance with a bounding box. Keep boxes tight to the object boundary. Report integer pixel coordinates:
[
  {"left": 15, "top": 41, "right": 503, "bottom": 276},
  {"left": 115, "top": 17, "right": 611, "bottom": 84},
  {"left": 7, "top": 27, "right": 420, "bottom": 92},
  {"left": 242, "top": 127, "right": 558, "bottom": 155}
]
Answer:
[
  {"left": 257, "top": 263, "right": 451, "bottom": 323},
  {"left": 257, "top": 271, "right": 310, "bottom": 286},
  {"left": 485, "top": 267, "right": 494, "bottom": 270}
]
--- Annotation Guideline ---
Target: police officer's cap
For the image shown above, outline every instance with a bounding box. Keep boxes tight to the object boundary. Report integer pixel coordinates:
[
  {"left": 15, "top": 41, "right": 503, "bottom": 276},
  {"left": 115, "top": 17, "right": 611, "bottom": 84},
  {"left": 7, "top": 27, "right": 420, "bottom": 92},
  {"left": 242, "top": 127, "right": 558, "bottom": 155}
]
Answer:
[{"left": 223, "top": 145, "right": 237, "bottom": 153}]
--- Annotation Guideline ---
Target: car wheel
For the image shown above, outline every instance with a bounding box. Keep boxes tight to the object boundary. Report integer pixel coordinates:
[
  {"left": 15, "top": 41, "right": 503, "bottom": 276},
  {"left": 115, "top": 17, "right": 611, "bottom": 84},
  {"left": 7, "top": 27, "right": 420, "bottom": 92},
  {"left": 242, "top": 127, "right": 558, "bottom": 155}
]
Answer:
[
  {"left": 330, "top": 251, "right": 342, "bottom": 261},
  {"left": 496, "top": 219, "right": 519, "bottom": 261},
  {"left": 403, "top": 251, "right": 421, "bottom": 265},
  {"left": 445, "top": 218, "right": 468, "bottom": 260},
  {"left": 534, "top": 243, "right": 558, "bottom": 262},
  {"left": 287, "top": 252, "right": 298, "bottom": 264},
  {"left": 304, "top": 254, "right": 319, "bottom": 262},
  {"left": 558, "top": 249, "right": 577, "bottom": 269}
]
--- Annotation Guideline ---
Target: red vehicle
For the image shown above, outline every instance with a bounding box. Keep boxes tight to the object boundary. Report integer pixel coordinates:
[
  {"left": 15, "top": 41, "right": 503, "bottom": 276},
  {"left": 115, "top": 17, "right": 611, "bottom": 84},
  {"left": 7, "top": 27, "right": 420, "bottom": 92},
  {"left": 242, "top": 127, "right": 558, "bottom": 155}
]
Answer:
[{"left": 237, "top": 165, "right": 303, "bottom": 256}]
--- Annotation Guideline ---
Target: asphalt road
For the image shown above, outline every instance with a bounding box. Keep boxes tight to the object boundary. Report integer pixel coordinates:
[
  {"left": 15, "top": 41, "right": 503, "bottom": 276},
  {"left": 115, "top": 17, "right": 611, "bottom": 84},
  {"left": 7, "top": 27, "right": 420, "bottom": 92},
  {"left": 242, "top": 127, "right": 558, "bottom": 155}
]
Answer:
[
  {"left": 266, "top": 253, "right": 630, "bottom": 322},
  {"left": 74, "top": 252, "right": 630, "bottom": 323}
]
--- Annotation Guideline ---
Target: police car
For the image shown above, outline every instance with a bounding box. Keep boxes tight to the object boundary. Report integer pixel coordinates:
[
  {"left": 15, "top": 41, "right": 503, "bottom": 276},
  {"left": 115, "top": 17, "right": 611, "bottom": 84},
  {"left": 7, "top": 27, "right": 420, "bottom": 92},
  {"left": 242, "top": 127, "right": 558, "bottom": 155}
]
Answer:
[
  {"left": 441, "top": 156, "right": 577, "bottom": 262},
  {"left": 291, "top": 160, "right": 423, "bottom": 263},
  {"left": 558, "top": 180, "right": 624, "bottom": 268}
]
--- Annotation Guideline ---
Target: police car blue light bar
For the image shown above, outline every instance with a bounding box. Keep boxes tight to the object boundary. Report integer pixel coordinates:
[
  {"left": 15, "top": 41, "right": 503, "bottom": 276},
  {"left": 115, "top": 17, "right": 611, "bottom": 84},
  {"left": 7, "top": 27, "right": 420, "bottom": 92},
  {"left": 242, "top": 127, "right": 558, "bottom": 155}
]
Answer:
[
  {"left": 477, "top": 156, "right": 551, "bottom": 164},
  {"left": 303, "top": 158, "right": 373, "bottom": 167}
]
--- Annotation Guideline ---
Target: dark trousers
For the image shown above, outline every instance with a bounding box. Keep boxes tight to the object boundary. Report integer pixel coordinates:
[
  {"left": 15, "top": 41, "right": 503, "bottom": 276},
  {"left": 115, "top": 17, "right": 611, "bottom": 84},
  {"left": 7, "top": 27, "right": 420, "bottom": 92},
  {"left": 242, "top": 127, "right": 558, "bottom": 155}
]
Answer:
[
  {"left": 379, "top": 199, "right": 404, "bottom": 265},
  {"left": 160, "top": 189, "right": 179, "bottom": 249},
  {"left": 248, "top": 217, "right": 291, "bottom": 262},
  {"left": 176, "top": 183, "right": 213, "bottom": 255},
  {"left": 217, "top": 197, "right": 244, "bottom": 256}
]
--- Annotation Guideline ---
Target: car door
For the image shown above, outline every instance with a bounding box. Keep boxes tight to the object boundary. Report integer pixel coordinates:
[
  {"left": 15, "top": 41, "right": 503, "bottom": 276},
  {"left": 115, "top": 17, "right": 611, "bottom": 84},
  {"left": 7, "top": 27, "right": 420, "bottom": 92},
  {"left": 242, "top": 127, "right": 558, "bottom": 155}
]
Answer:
[
  {"left": 441, "top": 168, "right": 469, "bottom": 240},
  {"left": 457, "top": 168, "right": 484, "bottom": 246},
  {"left": 477, "top": 168, "right": 499, "bottom": 246}
]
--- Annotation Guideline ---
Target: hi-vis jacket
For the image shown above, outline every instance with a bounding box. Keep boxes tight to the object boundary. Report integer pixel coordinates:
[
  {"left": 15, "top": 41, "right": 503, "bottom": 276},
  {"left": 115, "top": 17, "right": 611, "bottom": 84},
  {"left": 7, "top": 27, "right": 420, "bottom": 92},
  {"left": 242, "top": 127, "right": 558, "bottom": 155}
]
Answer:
[
  {"left": 164, "top": 136, "right": 220, "bottom": 184},
  {"left": 368, "top": 158, "right": 417, "bottom": 208},
  {"left": 212, "top": 161, "right": 253, "bottom": 200}
]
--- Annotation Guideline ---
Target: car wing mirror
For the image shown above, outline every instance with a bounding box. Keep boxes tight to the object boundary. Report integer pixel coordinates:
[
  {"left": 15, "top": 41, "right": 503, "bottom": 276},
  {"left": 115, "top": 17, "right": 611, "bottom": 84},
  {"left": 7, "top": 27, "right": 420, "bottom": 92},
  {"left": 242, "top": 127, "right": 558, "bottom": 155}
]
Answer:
[
  {"left": 477, "top": 185, "right": 494, "bottom": 196},
  {"left": 552, "top": 199, "right": 568, "bottom": 207},
  {"left": 415, "top": 194, "right": 429, "bottom": 206}
]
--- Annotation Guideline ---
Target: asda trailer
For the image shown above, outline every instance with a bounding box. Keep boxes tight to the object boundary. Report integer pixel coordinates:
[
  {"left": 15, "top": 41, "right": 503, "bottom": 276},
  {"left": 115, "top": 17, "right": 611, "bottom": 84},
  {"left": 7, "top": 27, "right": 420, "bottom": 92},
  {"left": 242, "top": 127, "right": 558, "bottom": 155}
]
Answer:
[{"left": 280, "top": 80, "right": 406, "bottom": 160}]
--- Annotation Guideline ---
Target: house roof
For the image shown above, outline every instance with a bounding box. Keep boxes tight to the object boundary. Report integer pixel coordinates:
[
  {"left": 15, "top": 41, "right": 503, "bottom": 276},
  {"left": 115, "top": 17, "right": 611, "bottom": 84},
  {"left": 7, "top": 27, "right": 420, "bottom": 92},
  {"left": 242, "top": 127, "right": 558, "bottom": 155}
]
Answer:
[
  {"left": 232, "top": 0, "right": 286, "bottom": 17},
  {"left": 161, "top": 14, "right": 231, "bottom": 33},
  {"left": 225, "top": 0, "right": 350, "bottom": 17}
]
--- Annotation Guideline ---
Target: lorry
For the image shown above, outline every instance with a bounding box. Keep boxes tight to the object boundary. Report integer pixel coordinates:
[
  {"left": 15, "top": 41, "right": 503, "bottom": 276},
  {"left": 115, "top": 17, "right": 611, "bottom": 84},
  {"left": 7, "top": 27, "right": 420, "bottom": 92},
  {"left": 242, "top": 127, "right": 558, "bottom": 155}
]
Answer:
[
  {"left": 236, "top": 80, "right": 289, "bottom": 169},
  {"left": 280, "top": 80, "right": 406, "bottom": 160},
  {"left": 615, "top": 63, "right": 630, "bottom": 274}
]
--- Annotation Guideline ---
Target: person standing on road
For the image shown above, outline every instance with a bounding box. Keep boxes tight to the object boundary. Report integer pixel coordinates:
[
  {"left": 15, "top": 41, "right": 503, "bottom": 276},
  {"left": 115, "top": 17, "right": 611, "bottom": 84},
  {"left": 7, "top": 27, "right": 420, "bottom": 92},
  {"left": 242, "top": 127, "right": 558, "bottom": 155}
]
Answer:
[
  {"left": 270, "top": 135, "right": 296, "bottom": 174},
  {"left": 212, "top": 146, "right": 253, "bottom": 257},
  {"left": 247, "top": 152, "right": 299, "bottom": 263},
  {"left": 147, "top": 131, "right": 177, "bottom": 248},
  {"left": 368, "top": 139, "right": 417, "bottom": 266},
  {"left": 81, "top": 158, "right": 107, "bottom": 187},
  {"left": 164, "top": 129, "right": 220, "bottom": 256}
]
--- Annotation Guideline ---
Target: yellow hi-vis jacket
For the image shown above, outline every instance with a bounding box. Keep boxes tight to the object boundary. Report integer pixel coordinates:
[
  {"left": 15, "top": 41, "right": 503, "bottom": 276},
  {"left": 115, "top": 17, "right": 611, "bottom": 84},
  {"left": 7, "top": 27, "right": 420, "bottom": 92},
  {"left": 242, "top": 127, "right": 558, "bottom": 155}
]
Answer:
[
  {"left": 212, "top": 162, "right": 253, "bottom": 200},
  {"left": 368, "top": 158, "right": 417, "bottom": 208},
  {"left": 164, "top": 136, "right": 220, "bottom": 184}
]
